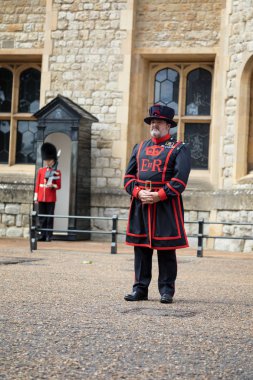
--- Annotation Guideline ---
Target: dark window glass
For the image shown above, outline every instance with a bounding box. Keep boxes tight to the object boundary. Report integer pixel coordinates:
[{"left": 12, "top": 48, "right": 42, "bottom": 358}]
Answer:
[
  {"left": 154, "top": 68, "right": 179, "bottom": 114},
  {"left": 0, "top": 120, "right": 10, "bottom": 163},
  {"left": 185, "top": 69, "right": 212, "bottom": 115},
  {"left": 16, "top": 121, "right": 38, "bottom": 164},
  {"left": 0, "top": 68, "right": 13, "bottom": 112},
  {"left": 18, "top": 69, "right": 41, "bottom": 113},
  {"left": 184, "top": 123, "right": 210, "bottom": 169}
]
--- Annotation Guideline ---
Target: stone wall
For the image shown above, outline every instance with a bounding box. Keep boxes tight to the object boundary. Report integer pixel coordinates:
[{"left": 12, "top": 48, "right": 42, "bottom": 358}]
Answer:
[
  {"left": 223, "top": 0, "right": 253, "bottom": 188},
  {"left": 0, "top": 0, "right": 46, "bottom": 49},
  {"left": 91, "top": 189, "right": 253, "bottom": 253},
  {"left": 134, "top": 0, "right": 223, "bottom": 49},
  {"left": 0, "top": 175, "right": 34, "bottom": 238},
  {"left": 46, "top": 0, "right": 129, "bottom": 191},
  {"left": 1, "top": 181, "right": 252, "bottom": 253}
]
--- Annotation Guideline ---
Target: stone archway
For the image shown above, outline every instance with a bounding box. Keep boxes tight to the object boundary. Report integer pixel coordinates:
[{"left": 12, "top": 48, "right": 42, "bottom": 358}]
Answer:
[
  {"left": 248, "top": 72, "right": 253, "bottom": 173},
  {"left": 234, "top": 54, "right": 253, "bottom": 181}
]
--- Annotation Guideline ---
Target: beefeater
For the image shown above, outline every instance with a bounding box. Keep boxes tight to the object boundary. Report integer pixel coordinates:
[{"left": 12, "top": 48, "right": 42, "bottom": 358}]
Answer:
[{"left": 124, "top": 104, "right": 191, "bottom": 303}]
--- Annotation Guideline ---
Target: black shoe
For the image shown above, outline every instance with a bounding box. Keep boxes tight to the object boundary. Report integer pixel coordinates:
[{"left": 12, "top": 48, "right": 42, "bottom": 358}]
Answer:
[
  {"left": 45, "top": 236, "right": 52, "bottom": 242},
  {"left": 124, "top": 291, "right": 148, "bottom": 301},
  {"left": 38, "top": 235, "right": 46, "bottom": 242},
  {"left": 160, "top": 294, "right": 173, "bottom": 304}
]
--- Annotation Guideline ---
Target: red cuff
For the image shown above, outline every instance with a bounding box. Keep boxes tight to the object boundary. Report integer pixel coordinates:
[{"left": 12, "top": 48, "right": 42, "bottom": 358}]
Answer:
[
  {"left": 132, "top": 186, "right": 141, "bottom": 198},
  {"left": 158, "top": 188, "right": 167, "bottom": 201}
]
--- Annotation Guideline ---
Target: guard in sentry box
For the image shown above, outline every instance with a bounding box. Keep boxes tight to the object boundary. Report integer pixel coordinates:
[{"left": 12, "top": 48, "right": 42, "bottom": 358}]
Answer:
[{"left": 34, "top": 142, "right": 61, "bottom": 242}]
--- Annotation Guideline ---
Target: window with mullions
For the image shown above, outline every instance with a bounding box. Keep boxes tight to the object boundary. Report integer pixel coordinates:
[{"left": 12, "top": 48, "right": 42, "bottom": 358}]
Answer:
[
  {"left": 153, "top": 65, "right": 212, "bottom": 170},
  {"left": 0, "top": 65, "right": 41, "bottom": 165}
]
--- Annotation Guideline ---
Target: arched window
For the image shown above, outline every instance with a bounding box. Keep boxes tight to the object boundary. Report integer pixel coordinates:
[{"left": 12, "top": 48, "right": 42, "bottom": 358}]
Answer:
[
  {"left": 0, "top": 64, "right": 41, "bottom": 165},
  {"left": 153, "top": 65, "right": 212, "bottom": 170},
  {"left": 154, "top": 68, "right": 179, "bottom": 114}
]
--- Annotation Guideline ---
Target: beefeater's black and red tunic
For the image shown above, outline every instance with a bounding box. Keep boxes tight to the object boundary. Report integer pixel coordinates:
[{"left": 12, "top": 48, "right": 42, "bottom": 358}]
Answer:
[{"left": 124, "top": 133, "right": 191, "bottom": 250}]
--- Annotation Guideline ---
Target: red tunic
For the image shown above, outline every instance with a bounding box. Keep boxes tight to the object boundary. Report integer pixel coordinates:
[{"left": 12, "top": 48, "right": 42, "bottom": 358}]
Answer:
[
  {"left": 35, "top": 167, "right": 61, "bottom": 203},
  {"left": 124, "top": 134, "right": 191, "bottom": 250}
]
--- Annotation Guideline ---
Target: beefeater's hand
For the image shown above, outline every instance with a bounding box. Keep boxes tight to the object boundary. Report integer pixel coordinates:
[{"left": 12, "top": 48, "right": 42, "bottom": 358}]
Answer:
[{"left": 138, "top": 190, "right": 160, "bottom": 204}]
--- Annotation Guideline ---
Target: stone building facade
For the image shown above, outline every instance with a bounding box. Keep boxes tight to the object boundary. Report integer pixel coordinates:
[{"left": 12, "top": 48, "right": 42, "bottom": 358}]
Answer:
[{"left": 0, "top": 0, "right": 252, "bottom": 252}]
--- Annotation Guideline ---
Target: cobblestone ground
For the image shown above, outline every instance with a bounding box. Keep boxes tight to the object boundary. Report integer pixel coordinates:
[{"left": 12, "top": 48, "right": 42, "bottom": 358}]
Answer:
[{"left": 0, "top": 240, "right": 253, "bottom": 380}]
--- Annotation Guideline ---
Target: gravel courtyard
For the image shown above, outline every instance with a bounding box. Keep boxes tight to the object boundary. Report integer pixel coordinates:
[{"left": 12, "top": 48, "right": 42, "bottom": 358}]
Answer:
[{"left": 1, "top": 240, "right": 253, "bottom": 380}]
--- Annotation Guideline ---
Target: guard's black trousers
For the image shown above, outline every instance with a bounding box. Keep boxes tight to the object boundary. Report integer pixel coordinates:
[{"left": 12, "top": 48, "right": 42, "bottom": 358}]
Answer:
[
  {"left": 133, "top": 246, "right": 177, "bottom": 297},
  {"left": 38, "top": 202, "right": 55, "bottom": 238}
]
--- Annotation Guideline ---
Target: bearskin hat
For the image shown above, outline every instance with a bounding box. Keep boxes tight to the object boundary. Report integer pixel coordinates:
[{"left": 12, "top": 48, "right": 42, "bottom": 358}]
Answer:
[{"left": 41, "top": 142, "right": 57, "bottom": 161}]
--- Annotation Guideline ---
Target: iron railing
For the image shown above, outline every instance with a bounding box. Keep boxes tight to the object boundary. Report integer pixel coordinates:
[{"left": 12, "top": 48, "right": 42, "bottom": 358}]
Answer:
[{"left": 29, "top": 212, "right": 253, "bottom": 256}]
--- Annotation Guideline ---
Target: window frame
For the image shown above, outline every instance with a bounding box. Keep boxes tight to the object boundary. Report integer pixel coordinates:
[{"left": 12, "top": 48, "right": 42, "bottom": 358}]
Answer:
[
  {"left": 0, "top": 63, "right": 41, "bottom": 166},
  {"left": 148, "top": 62, "right": 213, "bottom": 170}
]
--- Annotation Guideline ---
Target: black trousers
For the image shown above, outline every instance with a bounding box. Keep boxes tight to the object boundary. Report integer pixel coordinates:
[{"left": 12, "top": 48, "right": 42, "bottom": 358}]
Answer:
[
  {"left": 38, "top": 202, "right": 55, "bottom": 238},
  {"left": 133, "top": 246, "right": 177, "bottom": 297}
]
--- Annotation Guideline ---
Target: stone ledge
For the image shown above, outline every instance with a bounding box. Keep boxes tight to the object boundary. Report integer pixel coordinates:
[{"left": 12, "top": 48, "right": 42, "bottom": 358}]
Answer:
[
  {"left": 0, "top": 184, "right": 34, "bottom": 203},
  {"left": 91, "top": 188, "right": 253, "bottom": 211}
]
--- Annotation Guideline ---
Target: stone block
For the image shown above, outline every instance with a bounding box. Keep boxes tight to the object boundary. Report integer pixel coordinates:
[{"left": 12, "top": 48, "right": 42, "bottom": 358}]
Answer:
[
  {"left": 97, "top": 140, "right": 112, "bottom": 149},
  {"left": 96, "top": 158, "right": 109, "bottom": 167},
  {"left": 23, "top": 228, "right": 30, "bottom": 238},
  {"left": 222, "top": 225, "right": 235, "bottom": 236},
  {"left": 101, "top": 149, "right": 112, "bottom": 157},
  {"left": 5, "top": 204, "right": 20, "bottom": 215},
  {"left": 198, "top": 211, "right": 209, "bottom": 221},
  {"left": 189, "top": 211, "right": 198, "bottom": 221},
  {"left": 214, "top": 239, "right": 244, "bottom": 252},
  {"left": 206, "top": 237, "right": 214, "bottom": 250},
  {"left": 97, "top": 178, "right": 107, "bottom": 187},
  {"left": 238, "top": 210, "right": 248, "bottom": 222},
  {"left": 6, "top": 227, "right": 23, "bottom": 238},
  {"left": 20, "top": 204, "right": 32, "bottom": 214},
  {"left": 107, "top": 178, "right": 121, "bottom": 187},
  {"left": 0, "top": 204, "right": 4, "bottom": 213},
  {"left": 7, "top": 24, "right": 23, "bottom": 32},
  {"left": 22, "top": 215, "right": 30, "bottom": 227},
  {"left": 103, "top": 168, "right": 115, "bottom": 177},
  {"left": 93, "top": 219, "right": 109, "bottom": 231},
  {"left": 187, "top": 237, "right": 198, "bottom": 249},
  {"left": 91, "top": 168, "right": 102, "bottom": 177},
  {"left": 243, "top": 240, "right": 253, "bottom": 253},
  {"left": 184, "top": 211, "right": 190, "bottom": 222},
  {"left": 2, "top": 214, "right": 15, "bottom": 227},
  {"left": 104, "top": 208, "right": 120, "bottom": 217},
  {"left": 110, "top": 158, "right": 121, "bottom": 169},
  {"left": 0, "top": 229, "right": 6, "bottom": 237},
  {"left": 16, "top": 214, "right": 22, "bottom": 227},
  {"left": 234, "top": 226, "right": 253, "bottom": 237}
]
